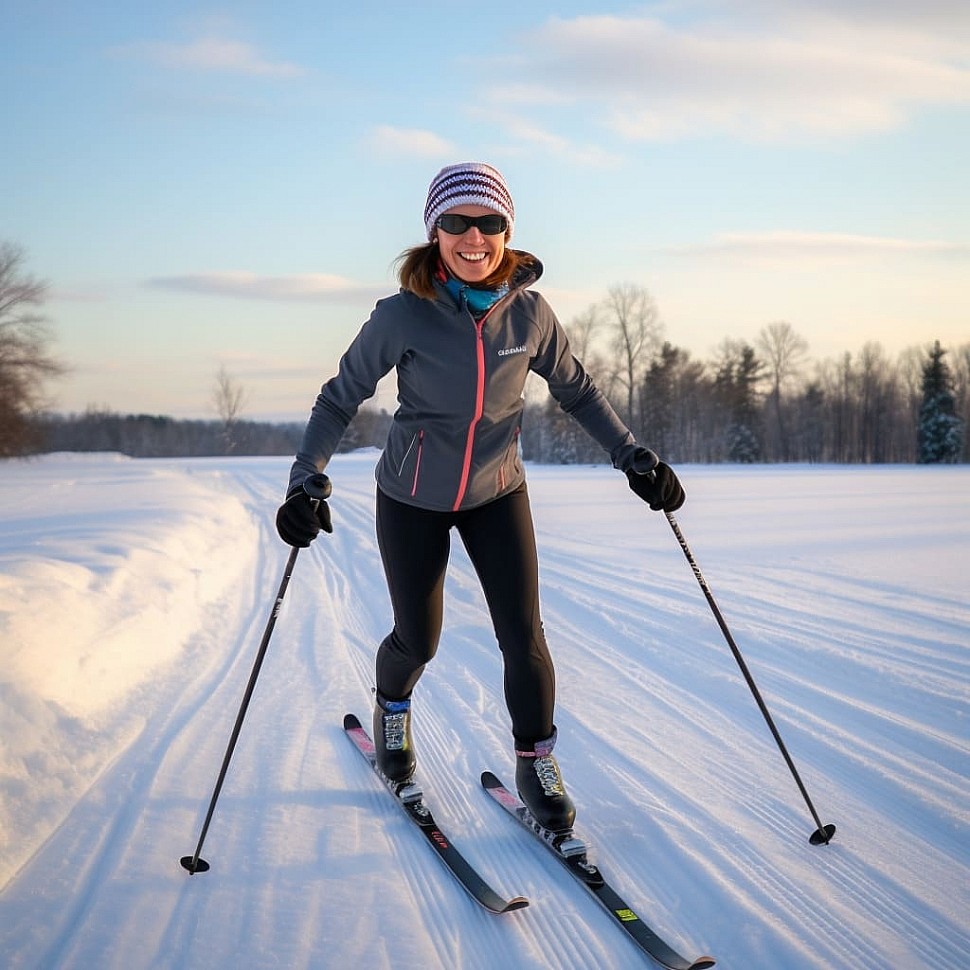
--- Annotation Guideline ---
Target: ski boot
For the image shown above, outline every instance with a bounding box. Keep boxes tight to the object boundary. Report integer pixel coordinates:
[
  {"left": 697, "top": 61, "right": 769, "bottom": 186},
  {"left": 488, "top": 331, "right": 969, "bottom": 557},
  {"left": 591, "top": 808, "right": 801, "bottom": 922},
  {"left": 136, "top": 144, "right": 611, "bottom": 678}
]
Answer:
[
  {"left": 373, "top": 691, "right": 416, "bottom": 783},
  {"left": 515, "top": 729, "right": 576, "bottom": 833}
]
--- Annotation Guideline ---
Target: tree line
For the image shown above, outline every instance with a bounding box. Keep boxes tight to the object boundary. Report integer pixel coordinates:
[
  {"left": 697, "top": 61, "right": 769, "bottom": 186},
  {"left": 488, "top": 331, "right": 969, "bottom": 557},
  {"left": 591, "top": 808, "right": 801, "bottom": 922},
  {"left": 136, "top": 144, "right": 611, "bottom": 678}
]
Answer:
[
  {"left": 31, "top": 406, "right": 395, "bottom": 460},
  {"left": 1, "top": 243, "right": 966, "bottom": 464},
  {"left": 522, "top": 285, "right": 967, "bottom": 465}
]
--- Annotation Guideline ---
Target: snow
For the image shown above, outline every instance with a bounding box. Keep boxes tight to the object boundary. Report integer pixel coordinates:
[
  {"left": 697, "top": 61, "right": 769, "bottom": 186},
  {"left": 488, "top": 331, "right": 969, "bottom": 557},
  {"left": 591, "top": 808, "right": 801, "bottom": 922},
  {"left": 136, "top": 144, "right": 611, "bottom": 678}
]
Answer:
[{"left": 1, "top": 452, "right": 968, "bottom": 969}]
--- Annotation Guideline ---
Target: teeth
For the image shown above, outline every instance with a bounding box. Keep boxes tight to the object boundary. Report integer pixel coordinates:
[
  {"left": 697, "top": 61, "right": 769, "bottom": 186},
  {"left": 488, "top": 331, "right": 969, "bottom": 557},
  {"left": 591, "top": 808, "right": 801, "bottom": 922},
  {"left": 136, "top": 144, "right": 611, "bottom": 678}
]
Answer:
[{"left": 459, "top": 253, "right": 487, "bottom": 261}]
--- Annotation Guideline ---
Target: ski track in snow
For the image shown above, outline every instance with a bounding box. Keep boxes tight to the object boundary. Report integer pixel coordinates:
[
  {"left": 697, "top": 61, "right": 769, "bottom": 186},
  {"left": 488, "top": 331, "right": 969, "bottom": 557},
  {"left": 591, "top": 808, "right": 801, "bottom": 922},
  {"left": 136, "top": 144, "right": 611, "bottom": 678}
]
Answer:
[{"left": 1, "top": 454, "right": 968, "bottom": 969}]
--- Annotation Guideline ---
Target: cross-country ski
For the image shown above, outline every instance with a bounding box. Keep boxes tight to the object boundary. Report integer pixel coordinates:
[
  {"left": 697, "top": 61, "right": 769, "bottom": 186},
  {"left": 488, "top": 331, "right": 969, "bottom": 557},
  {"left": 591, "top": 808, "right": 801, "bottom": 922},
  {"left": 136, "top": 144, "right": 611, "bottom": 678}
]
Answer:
[
  {"left": 344, "top": 714, "right": 529, "bottom": 915},
  {"left": 482, "top": 771, "right": 716, "bottom": 969}
]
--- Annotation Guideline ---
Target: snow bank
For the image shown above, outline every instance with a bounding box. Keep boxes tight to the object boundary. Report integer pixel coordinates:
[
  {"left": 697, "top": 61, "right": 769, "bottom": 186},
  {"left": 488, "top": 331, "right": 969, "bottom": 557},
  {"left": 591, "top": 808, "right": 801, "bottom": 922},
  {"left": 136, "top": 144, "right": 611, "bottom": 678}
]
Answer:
[{"left": 0, "top": 454, "right": 257, "bottom": 887}]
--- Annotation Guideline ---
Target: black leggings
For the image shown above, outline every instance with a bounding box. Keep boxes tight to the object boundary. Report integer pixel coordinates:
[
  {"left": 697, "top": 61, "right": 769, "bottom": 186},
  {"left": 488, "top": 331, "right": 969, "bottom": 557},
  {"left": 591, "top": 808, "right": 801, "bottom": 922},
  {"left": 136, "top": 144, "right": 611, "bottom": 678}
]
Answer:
[{"left": 375, "top": 483, "right": 555, "bottom": 747}]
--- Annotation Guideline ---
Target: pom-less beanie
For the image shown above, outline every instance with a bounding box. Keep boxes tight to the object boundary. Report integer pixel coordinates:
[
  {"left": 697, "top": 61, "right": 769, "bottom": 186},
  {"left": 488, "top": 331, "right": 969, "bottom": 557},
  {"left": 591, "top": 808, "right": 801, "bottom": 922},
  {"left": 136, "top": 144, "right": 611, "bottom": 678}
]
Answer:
[{"left": 424, "top": 162, "right": 515, "bottom": 241}]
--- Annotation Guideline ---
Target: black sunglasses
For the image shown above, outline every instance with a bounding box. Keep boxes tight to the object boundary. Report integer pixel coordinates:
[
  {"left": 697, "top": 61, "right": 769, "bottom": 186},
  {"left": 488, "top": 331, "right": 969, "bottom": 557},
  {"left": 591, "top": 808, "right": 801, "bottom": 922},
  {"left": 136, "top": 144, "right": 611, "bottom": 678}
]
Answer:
[{"left": 435, "top": 213, "right": 508, "bottom": 236}]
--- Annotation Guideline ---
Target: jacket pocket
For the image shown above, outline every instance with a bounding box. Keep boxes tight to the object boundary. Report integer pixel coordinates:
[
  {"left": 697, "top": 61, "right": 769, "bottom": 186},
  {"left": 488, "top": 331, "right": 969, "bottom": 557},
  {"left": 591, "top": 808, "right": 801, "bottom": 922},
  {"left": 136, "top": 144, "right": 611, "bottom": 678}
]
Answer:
[
  {"left": 394, "top": 429, "right": 425, "bottom": 496},
  {"left": 409, "top": 430, "right": 424, "bottom": 497},
  {"left": 497, "top": 428, "right": 521, "bottom": 491},
  {"left": 388, "top": 426, "right": 426, "bottom": 498},
  {"left": 396, "top": 430, "right": 419, "bottom": 477}
]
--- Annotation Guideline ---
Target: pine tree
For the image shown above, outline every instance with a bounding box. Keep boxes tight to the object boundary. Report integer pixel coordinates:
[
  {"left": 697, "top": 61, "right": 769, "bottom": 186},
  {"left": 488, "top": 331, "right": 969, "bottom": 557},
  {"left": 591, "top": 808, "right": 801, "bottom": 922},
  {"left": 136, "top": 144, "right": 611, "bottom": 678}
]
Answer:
[
  {"left": 641, "top": 342, "right": 679, "bottom": 458},
  {"left": 917, "top": 341, "right": 964, "bottom": 464},
  {"left": 714, "top": 343, "right": 764, "bottom": 463}
]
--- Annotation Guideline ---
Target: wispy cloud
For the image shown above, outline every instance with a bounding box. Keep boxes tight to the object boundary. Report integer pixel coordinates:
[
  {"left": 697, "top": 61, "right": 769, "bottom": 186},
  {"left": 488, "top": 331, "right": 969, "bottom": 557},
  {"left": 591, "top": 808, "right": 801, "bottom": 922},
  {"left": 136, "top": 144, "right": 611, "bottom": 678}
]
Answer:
[
  {"left": 113, "top": 36, "right": 307, "bottom": 78},
  {"left": 146, "top": 272, "right": 384, "bottom": 303},
  {"left": 663, "top": 230, "right": 970, "bottom": 259},
  {"left": 49, "top": 284, "right": 112, "bottom": 303},
  {"left": 367, "top": 126, "right": 456, "bottom": 158},
  {"left": 471, "top": 107, "right": 623, "bottom": 167},
  {"left": 202, "top": 351, "right": 324, "bottom": 384},
  {"left": 487, "top": 8, "right": 970, "bottom": 143}
]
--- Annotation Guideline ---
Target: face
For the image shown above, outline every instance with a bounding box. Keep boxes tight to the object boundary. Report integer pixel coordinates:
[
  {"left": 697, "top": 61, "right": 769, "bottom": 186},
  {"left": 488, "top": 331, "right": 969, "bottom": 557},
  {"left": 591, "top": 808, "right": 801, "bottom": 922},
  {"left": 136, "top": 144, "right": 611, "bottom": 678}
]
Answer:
[{"left": 434, "top": 204, "right": 507, "bottom": 284}]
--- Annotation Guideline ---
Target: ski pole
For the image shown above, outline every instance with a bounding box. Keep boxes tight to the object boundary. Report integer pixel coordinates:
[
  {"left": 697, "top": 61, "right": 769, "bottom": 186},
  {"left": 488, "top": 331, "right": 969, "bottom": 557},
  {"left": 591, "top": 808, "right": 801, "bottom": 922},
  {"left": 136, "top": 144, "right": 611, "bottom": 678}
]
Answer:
[
  {"left": 180, "top": 473, "right": 332, "bottom": 874},
  {"left": 663, "top": 509, "right": 836, "bottom": 846}
]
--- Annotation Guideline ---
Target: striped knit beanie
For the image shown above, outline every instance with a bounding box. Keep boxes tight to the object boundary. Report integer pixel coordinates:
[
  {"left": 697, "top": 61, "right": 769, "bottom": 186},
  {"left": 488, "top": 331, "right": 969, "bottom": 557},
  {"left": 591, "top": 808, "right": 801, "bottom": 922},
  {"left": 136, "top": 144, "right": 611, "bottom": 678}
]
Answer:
[{"left": 424, "top": 162, "right": 515, "bottom": 241}]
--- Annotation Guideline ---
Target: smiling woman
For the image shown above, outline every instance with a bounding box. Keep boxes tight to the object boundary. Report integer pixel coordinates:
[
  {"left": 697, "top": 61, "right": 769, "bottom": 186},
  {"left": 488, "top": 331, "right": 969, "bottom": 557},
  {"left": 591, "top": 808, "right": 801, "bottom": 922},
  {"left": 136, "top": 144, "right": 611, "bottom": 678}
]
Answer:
[{"left": 274, "top": 160, "right": 687, "bottom": 839}]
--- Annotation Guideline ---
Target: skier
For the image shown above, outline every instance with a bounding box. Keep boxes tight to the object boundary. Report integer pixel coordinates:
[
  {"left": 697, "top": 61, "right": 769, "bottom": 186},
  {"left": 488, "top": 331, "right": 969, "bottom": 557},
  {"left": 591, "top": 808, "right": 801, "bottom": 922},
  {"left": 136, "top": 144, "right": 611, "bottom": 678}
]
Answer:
[{"left": 277, "top": 162, "right": 685, "bottom": 833}]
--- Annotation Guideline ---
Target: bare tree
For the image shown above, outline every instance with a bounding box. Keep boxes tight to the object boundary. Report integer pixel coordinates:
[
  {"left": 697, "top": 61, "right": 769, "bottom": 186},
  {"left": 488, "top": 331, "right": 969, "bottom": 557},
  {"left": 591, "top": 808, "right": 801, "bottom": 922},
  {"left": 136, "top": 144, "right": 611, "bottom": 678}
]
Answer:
[
  {"left": 757, "top": 321, "right": 808, "bottom": 460},
  {"left": 601, "top": 283, "right": 663, "bottom": 430},
  {"left": 565, "top": 305, "right": 613, "bottom": 392},
  {"left": 0, "top": 243, "right": 65, "bottom": 456},
  {"left": 212, "top": 365, "right": 248, "bottom": 454},
  {"left": 565, "top": 306, "right": 600, "bottom": 361}
]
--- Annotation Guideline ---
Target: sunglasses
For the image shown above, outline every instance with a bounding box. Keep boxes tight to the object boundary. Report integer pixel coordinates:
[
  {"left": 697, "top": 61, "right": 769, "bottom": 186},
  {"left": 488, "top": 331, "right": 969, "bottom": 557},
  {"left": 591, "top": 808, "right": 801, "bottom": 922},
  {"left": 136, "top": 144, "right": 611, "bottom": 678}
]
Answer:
[{"left": 435, "top": 213, "right": 508, "bottom": 236}]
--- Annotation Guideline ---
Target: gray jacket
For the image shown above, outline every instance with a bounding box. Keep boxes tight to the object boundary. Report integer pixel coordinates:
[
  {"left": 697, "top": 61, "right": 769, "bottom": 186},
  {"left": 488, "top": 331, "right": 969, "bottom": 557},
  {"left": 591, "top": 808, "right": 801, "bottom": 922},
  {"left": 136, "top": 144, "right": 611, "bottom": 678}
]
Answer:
[{"left": 288, "top": 257, "right": 644, "bottom": 511}]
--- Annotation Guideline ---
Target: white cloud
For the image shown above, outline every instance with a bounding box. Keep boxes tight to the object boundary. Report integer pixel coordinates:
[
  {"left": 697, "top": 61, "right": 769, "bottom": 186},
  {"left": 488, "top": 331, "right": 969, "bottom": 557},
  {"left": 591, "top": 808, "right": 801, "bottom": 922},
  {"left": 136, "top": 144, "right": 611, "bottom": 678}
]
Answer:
[
  {"left": 49, "top": 284, "right": 111, "bottom": 304},
  {"left": 485, "top": 83, "right": 573, "bottom": 107},
  {"left": 114, "top": 37, "right": 306, "bottom": 78},
  {"left": 489, "top": 10, "right": 970, "bottom": 143},
  {"left": 146, "top": 272, "right": 384, "bottom": 303},
  {"left": 469, "top": 109, "right": 623, "bottom": 167},
  {"left": 663, "top": 230, "right": 970, "bottom": 259},
  {"left": 367, "top": 126, "right": 456, "bottom": 158}
]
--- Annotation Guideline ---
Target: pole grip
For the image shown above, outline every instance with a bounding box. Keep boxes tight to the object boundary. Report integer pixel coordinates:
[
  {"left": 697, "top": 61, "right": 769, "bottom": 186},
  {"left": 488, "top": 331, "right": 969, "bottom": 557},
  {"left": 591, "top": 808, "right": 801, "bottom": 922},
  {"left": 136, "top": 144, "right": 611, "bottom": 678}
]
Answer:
[{"left": 303, "top": 473, "right": 332, "bottom": 503}]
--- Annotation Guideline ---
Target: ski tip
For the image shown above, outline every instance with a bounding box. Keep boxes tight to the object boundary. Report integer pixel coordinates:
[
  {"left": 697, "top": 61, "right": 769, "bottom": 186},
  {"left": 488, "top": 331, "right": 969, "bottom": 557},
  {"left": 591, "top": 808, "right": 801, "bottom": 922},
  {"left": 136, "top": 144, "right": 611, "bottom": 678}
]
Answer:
[
  {"left": 689, "top": 958, "right": 716, "bottom": 969},
  {"left": 502, "top": 896, "right": 531, "bottom": 912},
  {"left": 480, "top": 770, "right": 501, "bottom": 789},
  {"left": 343, "top": 713, "right": 362, "bottom": 731}
]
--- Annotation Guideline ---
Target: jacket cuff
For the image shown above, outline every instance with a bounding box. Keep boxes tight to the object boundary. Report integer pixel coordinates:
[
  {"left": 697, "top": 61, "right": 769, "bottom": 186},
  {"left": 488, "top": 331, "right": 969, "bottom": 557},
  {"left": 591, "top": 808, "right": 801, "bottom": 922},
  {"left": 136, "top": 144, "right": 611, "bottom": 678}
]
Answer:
[{"left": 612, "top": 443, "right": 659, "bottom": 474}]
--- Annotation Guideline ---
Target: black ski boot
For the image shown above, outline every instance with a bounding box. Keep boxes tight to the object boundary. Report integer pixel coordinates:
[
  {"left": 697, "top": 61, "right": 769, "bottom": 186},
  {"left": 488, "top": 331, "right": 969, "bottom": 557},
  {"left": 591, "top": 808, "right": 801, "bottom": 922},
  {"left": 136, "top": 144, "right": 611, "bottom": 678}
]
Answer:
[
  {"left": 373, "top": 691, "right": 416, "bottom": 782},
  {"left": 515, "top": 729, "right": 576, "bottom": 833}
]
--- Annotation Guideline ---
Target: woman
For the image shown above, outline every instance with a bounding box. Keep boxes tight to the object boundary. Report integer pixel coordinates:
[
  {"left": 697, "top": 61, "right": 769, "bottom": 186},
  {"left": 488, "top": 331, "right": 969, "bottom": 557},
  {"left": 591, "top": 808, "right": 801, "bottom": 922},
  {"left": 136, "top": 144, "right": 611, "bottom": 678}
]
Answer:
[{"left": 277, "top": 162, "right": 685, "bottom": 833}]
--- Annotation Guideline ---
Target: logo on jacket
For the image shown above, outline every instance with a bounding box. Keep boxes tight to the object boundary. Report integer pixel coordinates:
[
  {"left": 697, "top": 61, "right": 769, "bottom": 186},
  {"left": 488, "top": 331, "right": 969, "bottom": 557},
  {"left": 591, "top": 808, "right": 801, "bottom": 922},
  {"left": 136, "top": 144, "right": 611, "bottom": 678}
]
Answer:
[{"left": 498, "top": 345, "right": 527, "bottom": 357}]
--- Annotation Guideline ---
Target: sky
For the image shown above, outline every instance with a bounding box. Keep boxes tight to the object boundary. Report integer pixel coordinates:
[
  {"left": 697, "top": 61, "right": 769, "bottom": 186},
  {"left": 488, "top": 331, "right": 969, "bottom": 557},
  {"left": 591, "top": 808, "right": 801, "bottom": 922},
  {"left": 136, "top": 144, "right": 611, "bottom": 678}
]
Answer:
[{"left": 4, "top": 0, "right": 969, "bottom": 421}]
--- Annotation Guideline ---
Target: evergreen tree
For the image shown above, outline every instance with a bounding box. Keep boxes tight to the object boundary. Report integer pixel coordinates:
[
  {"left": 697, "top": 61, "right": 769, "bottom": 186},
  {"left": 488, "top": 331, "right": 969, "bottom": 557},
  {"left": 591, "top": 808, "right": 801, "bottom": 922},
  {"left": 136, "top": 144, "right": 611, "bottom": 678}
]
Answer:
[
  {"left": 917, "top": 341, "right": 964, "bottom": 464},
  {"left": 641, "top": 343, "right": 679, "bottom": 457},
  {"left": 713, "top": 342, "right": 764, "bottom": 462},
  {"left": 792, "top": 382, "right": 826, "bottom": 462}
]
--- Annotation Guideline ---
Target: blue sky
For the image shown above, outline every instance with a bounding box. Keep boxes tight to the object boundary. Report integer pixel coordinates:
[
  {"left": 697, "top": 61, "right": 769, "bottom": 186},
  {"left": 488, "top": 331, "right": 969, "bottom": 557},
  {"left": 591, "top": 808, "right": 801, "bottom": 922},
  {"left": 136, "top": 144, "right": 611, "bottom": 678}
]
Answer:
[{"left": 5, "top": 0, "right": 969, "bottom": 420}]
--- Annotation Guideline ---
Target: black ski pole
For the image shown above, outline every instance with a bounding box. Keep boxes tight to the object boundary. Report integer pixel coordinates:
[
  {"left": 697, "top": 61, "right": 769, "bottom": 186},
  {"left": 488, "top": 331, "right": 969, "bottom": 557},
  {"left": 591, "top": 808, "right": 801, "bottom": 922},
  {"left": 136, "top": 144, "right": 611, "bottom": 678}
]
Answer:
[
  {"left": 180, "top": 474, "right": 332, "bottom": 874},
  {"left": 663, "top": 509, "right": 836, "bottom": 846}
]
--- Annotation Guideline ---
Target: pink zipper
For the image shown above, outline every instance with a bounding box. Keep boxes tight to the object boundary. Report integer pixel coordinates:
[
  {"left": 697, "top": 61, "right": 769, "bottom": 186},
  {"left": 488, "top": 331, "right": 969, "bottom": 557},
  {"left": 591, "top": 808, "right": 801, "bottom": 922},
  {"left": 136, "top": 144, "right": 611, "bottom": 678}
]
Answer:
[{"left": 452, "top": 316, "right": 488, "bottom": 511}]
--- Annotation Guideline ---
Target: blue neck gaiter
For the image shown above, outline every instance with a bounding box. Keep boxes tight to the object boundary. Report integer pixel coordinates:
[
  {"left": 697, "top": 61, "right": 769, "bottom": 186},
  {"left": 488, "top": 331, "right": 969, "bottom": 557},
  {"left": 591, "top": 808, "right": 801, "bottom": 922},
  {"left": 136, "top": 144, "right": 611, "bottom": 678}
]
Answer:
[{"left": 443, "top": 276, "right": 510, "bottom": 317}]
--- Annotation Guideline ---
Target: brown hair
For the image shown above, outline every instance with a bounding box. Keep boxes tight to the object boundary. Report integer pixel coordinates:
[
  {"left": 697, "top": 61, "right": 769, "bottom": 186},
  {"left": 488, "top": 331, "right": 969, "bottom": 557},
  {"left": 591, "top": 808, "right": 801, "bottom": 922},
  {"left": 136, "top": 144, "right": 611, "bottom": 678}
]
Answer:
[{"left": 396, "top": 243, "right": 535, "bottom": 300}]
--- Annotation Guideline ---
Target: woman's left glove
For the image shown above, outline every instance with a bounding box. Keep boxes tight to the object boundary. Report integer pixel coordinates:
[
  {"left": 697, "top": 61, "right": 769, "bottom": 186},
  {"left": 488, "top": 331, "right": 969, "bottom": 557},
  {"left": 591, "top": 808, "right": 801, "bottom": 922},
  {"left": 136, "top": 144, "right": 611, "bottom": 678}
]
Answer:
[
  {"left": 276, "top": 475, "right": 333, "bottom": 547},
  {"left": 625, "top": 449, "right": 686, "bottom": 512}
]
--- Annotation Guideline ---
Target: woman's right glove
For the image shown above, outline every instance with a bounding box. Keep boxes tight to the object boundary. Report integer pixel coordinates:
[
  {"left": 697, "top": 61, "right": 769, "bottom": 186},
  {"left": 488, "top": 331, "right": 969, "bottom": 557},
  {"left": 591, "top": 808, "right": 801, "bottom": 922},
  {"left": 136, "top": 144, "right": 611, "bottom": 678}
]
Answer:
[
  {"left": 625, "top": 449, "right": 686, "bottom": 512},
  {"left": 276, "top": 474, "right": 333, "bottom": 547}
]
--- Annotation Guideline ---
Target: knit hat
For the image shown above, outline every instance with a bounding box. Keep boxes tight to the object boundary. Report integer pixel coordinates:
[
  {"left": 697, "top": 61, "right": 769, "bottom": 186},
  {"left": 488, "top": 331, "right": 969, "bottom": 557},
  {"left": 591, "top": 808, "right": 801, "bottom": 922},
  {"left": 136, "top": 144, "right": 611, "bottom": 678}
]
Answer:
[{"left": 424, "top": 162, "right": 515, "bottom": 241}]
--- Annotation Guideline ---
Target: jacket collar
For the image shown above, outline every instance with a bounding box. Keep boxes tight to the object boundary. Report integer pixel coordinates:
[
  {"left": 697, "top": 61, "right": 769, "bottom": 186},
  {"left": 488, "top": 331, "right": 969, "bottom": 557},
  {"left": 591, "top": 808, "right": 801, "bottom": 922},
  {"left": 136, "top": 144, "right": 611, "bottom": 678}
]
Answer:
[{"left": 433, "top": 251, "right": 543, "bottom": 311}]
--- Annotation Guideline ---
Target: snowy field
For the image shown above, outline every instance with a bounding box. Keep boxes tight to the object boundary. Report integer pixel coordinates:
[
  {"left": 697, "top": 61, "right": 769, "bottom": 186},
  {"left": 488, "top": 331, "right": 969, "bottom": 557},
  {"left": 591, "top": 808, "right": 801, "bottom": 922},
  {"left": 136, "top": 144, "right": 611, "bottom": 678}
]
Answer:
[{"left": 1, "top": 452, "right": 968, "bottom": 969}]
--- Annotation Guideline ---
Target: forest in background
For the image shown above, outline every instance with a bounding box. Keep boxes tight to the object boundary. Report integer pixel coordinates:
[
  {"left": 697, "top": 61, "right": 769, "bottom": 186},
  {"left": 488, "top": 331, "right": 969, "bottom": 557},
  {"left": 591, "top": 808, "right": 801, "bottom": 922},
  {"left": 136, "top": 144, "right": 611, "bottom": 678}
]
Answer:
[
  {"left": 29, "top": 325, "right": 968, "bottom": 465},
  {"left": 3, "top": 239, "right": 967, "bottom": 464}
]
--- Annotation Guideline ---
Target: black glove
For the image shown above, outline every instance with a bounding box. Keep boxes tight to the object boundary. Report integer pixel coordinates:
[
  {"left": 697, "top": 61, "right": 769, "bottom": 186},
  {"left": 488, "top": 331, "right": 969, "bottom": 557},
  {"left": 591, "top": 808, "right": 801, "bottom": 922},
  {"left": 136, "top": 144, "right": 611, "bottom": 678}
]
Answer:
[
  {"left": 626, "top": 451, "right": 685, "bottom": 512},
  {"left": 276, "top": 475, "right": 333, "bottom": 547}
]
